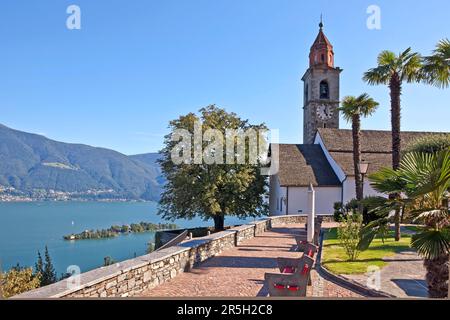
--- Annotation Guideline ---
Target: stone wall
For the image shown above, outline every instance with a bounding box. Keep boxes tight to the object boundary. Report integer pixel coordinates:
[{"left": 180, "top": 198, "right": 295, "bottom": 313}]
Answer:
[{"left": 13, "top": 215, "right": 329, "bottom": 299}]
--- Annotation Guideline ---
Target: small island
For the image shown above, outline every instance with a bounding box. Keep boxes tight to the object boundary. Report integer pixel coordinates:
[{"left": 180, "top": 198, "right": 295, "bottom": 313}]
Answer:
[{"left": 64, "top": 221, "right": 178, "bottom": 241}]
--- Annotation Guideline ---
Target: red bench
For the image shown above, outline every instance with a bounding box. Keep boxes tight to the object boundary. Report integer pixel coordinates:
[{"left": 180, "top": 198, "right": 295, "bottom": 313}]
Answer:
[
  {"left": 276, "top": 243, "right": 318, "bottom": 274},
  {"left": 264, "top": 255, "right": 315, "bottom": 297},
  {"left": 295, "top": 223, "right": 321, "bottom": 251}
]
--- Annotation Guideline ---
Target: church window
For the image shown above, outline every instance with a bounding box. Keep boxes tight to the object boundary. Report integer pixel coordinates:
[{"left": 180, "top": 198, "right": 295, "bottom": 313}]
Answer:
[
  {"left": 320, "top": 81, "right": 329, "bottom": 99},
  {"left": 305, "top": 84, "right": 309, "bottom": 102},
  {"left": 321, "top": 54, "right": 325, "bottom": 62}
]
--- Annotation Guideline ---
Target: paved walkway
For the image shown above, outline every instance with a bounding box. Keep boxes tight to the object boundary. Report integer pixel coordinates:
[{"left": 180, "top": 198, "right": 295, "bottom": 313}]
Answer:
[
  {"left": 141, "top": 223, "right": 361, "bottom": 298},
  {"left": 345, "top": 251, "right": 428, "bottom": 298}
]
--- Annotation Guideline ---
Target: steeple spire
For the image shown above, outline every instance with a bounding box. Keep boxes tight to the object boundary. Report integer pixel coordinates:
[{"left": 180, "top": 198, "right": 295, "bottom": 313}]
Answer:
[{"left": 309, "top": 19, "right": 334, "bottom": 68}]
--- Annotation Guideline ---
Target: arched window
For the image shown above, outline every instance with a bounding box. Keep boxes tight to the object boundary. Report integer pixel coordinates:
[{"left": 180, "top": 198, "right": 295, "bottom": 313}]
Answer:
[
  {"left": 321, "top": 54, "right": 325, "bottom": 62},
  {"left": 320, "top": 81, "right": 329, "bottom": 99}
]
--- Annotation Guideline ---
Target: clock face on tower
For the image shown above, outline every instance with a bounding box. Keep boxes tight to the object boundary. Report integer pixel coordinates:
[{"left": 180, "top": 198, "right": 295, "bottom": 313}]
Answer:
[{"left": 316, "top": 104, "right": 333, "bottom": 121}]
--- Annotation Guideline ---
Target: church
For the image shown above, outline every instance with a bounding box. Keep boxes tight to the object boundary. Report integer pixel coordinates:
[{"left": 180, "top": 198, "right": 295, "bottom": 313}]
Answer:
[{"left": 269, "top": 22, "right": 447, "bottom": 217}]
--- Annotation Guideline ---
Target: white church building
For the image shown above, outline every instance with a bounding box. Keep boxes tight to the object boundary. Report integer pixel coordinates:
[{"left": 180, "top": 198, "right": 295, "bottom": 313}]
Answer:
[{"left": 269, "top": 22, "right": 447, "bottom": 217}]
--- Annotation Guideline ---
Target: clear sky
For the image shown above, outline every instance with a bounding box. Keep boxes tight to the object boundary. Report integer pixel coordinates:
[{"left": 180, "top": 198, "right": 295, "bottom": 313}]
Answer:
[{"left": 1, "top": 0, "right": 449, "bottom": 155}]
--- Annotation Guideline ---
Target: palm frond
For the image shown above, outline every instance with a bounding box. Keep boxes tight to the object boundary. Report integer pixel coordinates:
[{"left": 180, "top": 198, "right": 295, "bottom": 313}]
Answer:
[
  {"left": 378, "top": 50, "right": 396, "bottom": 65},
  {"left": 358, "top": 216, "right": 391, "bottom": 251},
  {"left": 422, "top": 38, "right": 450, "bottom": 88},
  {"left": 363, "top": 65, "right": 391, "bottom": 85},
  {"left": 411, "top": 228, "right": 450, "bottom": 260},
  {"left": 400, "top": 150, "right": 450, "bottom": 197},
  {"left": 413, "top": 210, "right": 448, "bottom": 223},
  {"left": 339, "top": 94, "right": 379, "bottom": 122},
  {"left": 369, "top": 168, "right": 405, "bottom": 194}
]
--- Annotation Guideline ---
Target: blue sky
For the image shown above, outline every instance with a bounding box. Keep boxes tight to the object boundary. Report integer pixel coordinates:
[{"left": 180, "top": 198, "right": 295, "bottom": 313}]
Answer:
[{"left": 1, "top": 0, "right": 449, "bottom": 155}]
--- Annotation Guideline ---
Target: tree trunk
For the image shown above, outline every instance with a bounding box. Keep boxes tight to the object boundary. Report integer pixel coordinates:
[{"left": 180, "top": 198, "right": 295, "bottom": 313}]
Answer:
[
  {"left": 394, "top": 208, "right": 401, "bottom": 241},
  {"left": 389, "top": 73, "right": 402, "bottom": 241},
  {"left": 424, "top": 254, "right": 449, "bottom": 298},
  {"left": 213, "top": 214, "right": 225, "bottom": 232},
  {"left": 352, "top": 114, "right": 363, "bottom": 213},
  {"left": 389, "top": 73, "right": 402, "bottom": 170}
]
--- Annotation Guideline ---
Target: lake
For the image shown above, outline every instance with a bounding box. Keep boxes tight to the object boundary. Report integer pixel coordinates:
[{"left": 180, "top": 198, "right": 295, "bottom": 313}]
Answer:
[{"left": 0, "top": 201, "right": 254, "bottom": 276}]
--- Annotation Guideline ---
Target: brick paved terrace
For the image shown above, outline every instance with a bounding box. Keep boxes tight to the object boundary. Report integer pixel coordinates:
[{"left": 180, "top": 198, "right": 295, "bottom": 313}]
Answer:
[{"left": 141, "top": 223, "right": 361, "bottom": 298}]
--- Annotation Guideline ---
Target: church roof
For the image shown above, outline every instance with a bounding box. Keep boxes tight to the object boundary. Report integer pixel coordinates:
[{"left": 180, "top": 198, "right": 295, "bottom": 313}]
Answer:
[
  {"left": 317, "top": 128, "right": 449, "bottom": 175},
  {"left": 311, "top": 28, "right": 333, "bottom": 50},
  {"left": 274, "top": 144, "right": 341, "bottom": 187},
  {"left": 317, "top": 128, "right": 448, "bottom": 153}
]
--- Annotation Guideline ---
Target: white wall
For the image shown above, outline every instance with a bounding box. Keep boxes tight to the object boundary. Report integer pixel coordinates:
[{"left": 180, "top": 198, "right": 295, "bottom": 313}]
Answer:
[
  {"left": 287, "top": 186, "right": 341, "bottom": 215},
  {"left": 269, "top": 175, "right": 287, "bottom": 216},
  {"left": 342, "top": 177, "right": 385, "bottom": 204}
]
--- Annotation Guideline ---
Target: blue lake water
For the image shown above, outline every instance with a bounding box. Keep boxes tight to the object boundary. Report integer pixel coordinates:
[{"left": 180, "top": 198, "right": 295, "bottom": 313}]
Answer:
[{"left": 0, "top": 201, "right": 253, "bottom": 275}]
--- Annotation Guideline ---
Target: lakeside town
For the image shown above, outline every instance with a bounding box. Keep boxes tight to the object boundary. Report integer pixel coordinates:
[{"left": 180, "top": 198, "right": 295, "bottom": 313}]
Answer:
[{"left": 0, "top": 186, "right": 142, "bottom": 202}]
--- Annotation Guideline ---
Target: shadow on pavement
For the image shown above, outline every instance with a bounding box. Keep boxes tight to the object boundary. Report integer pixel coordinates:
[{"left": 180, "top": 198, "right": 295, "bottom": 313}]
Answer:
[{"left": 391, "top": 279, "right": 428, "bottom": 298}]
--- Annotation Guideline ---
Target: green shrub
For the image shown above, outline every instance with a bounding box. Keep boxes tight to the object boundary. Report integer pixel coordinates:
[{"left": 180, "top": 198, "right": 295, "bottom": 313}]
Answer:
[
  {"left": 337, "top": 213, "right": 363, "bottom": 261},
  {"left": 333, "top": 202, "right": 345, "bottom": 222},
  {"left": 404, "top": 134, "right": 450, "bottom": 155},
  {"left": 336, "top": 197, "right": 387, "bottom": 224}
]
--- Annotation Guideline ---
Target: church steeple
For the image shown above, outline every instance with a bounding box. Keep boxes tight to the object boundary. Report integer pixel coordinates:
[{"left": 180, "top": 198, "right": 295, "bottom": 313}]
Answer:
[
  {"left": 309, "top": 18, "right": 334, "bottom": 68},
  {"left": 301, "top": 20, "right": 341, "bottom": 144}
]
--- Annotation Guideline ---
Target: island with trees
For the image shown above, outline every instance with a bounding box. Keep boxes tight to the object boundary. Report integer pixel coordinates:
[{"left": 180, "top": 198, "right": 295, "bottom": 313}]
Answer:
[{"left": 63, "top": 222, "right": 178, "bottom": 241}]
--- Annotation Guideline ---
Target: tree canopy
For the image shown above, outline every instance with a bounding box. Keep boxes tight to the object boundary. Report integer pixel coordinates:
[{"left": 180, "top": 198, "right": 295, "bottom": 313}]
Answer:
[{"left": 158, "top": 105, "right": 269, "bottom": 231}]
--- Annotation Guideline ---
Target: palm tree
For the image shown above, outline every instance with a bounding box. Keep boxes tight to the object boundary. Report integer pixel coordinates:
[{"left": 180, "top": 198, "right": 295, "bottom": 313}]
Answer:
[
  {"left": 339, "top": 94, "right": 379, "bottom": 211},
  {"left": 369, "top": 150, "right": 450, "bottom": 298},
  {"left": 422, "top": 39, "right": 450, "bottom": 88},
  {"left": 363, "top": 48, "right": 423, "bottom": 240}
]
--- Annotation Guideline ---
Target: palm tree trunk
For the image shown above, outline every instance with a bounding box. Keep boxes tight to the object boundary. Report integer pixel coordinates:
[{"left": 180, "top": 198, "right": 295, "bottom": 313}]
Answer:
[
  {"left": 389, "top": 73, "right": 402, "bottom": 241},
  {"left": 389, "top": 73, "right": 402, "bottom": 170},
  {"left": 352, "top": 114, "right": 363, "bottom": 213},
  {"left": 424, "top": 254, "right": 449, "bottom": 298}
]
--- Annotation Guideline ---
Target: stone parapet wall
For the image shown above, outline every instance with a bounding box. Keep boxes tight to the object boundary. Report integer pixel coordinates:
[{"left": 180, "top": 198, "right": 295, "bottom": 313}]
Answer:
[{"left": 13, "top": 214, "right": 331, "bottom": 299}]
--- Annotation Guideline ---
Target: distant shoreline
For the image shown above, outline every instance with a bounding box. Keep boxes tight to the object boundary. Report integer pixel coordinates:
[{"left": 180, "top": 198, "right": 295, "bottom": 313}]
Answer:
[
  {"left": 0, "top": 198, "right": 154, "bottom": 203},
  {"left": 63, "top": 221, "right": 177, "bottom": 241}
]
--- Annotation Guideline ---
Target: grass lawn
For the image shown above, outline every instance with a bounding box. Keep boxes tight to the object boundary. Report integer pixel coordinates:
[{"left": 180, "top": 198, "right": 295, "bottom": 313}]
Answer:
[{"left": 321, "top": 228, "right": 412, "bottom": 275}]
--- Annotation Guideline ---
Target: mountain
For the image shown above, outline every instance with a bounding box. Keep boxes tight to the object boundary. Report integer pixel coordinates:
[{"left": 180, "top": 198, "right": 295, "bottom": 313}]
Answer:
[{"left": 0, "top": 123, "right": 163, "bottom": 201}]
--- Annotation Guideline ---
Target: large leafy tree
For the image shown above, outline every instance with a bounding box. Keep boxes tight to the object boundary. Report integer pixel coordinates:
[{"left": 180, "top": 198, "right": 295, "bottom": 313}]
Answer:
[
  {"left": 422, "top": 39, "right": 450, "bottom": 88},
  {"left": 367, "top": 150, "right": 450, "bottom": 298},
  {"left": 363, "top": 48, "right": 423, "bottom": 240},
  {"left": 158, "top": 105, "right": 268, "bottom": 231},
  {"left": 338, "top": 94, "right": 379, "bottom": 210}
]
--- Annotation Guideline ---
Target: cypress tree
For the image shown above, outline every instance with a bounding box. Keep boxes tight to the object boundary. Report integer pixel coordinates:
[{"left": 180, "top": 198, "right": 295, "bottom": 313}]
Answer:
[
  {"left": 42, "top": 246, "right": 57, "bottom": 286},
  {"left": 34, "top": 251, "right": 44, "bottom": 285}
]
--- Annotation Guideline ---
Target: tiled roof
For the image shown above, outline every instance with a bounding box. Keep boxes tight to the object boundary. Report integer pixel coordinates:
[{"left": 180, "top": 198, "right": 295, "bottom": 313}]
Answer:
[
  {"left": 311, "top": 29, "right": 333, "bottom": 49},
  {"left": 318, "top": 128, "right": 449, "bottom": 176},
  {"left": 317, "top": 128, "right": 448, "bottom": 153},
  {"left": 274, "top": 144, "right": 340, "bottom": 187},
  {"left": 328, "top": 152, "right": 391, "bottom": 176}
]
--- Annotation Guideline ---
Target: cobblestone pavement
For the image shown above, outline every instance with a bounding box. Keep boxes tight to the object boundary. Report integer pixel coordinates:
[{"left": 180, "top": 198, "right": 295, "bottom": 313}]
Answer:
[{"left": 141, "top": 223, "right": 361, "bottom": 298}]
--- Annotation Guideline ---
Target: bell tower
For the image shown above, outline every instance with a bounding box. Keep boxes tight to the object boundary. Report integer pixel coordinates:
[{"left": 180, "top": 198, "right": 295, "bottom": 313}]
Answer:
[{"left": 301, "top": 20, "right": 342, "bottom": 144}]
